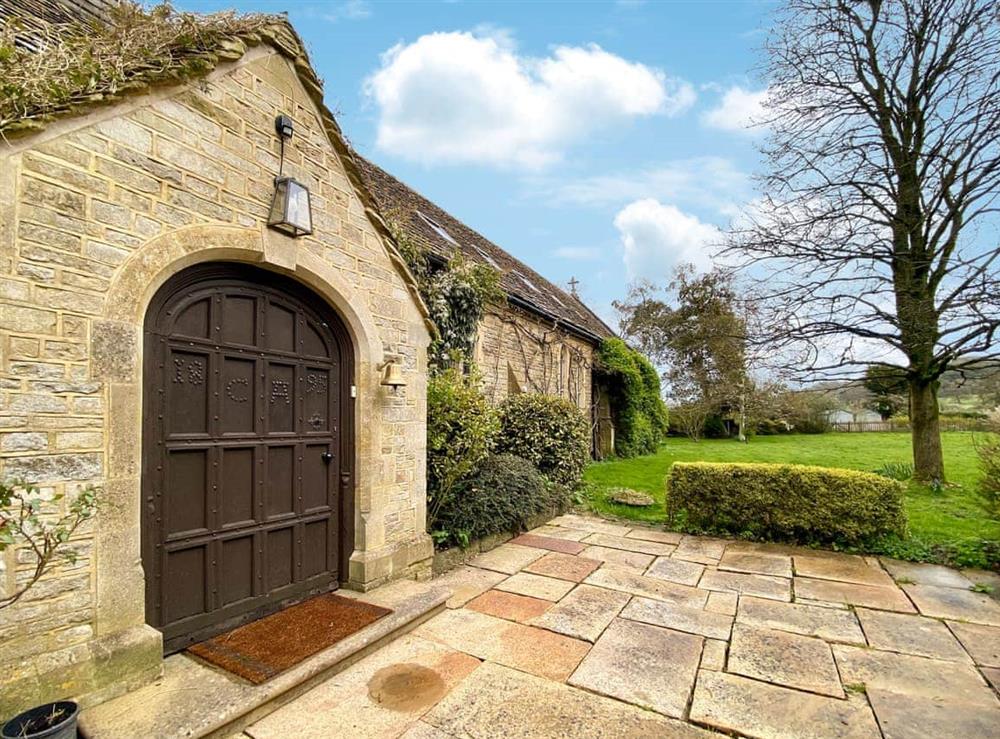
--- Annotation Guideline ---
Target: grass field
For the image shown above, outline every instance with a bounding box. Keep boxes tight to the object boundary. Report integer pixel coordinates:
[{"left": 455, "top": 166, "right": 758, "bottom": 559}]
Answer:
[{"left": 583, "top": 432, "right": 1000, "bottom": 569}]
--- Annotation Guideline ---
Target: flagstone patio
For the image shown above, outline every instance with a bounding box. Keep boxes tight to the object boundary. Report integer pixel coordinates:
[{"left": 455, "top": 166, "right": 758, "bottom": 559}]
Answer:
[{"left": 239, "top": 514, "right": 1000, "bottom": 738}]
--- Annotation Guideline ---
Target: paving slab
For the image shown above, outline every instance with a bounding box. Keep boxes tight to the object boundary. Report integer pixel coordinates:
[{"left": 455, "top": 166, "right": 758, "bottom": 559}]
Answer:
[
  {"left": 398, "top": 721, "right": 454, "bottom": 738},
  {"left": 626, "top": 528, "right": 684, "bottom": 545},
  {"left": 705, "top": 591, "right": 738, "bottom": 615},
  {"left": 585, "top": 565, "right": 709, "bottom": 608},
  {"left": 833, "top": 643, "right": 998, "bottom": 707},
  {"left": 725, "top": 540, "right": 801, "bottom": 556},
  {"left": 793, "top": 552, "right": 895, "bottom": 587},
  {"left": 509, "top": 533, "right": 587, "bottom": 555},
  {"left": 718, "top": 550, "right": 792, "bottom": 578},
  {"left": 530, "top": 583, "right": 631, "bottom": 642},
  {"left": 579, "top": 545, "right": 654, "bottom": 571},
  {"left": 529, "top": 524, "right": 590, "bottom": 541},
  {"left": 547, "top": 514, "right": 632, "bottom": 536},
  {"left": 646, "top": 556, "right": 705, "bottom": 586},
  {"left": 568, "top": 618, "right": 703, "bottom": 718},
  {"left": 424, "top": 661, "right": 715, "bottom": 739},
  {"left": 866, "top": 688, "right": 1000, "bottom": 739},
  {"left": 796, "top": 597, "right": 850, "bottom": 610},
  {"left": 495, "top": 572, "right": 576, "bottom": 601},
  {"left": 244, "top": 634, "right": 479, "bottom": 739},
  {"left": 727, "top": 623, "right": 843, "bottom": 698},
  {"left": 414, "top": 608, "right": 589, "bottom": 682},
  {"left": 466, "top": 590, "right": 552, "bottom": 624},
  {"left": 961, "top": 568, "right": 1000, "bottom": 597},
  {"left": 856, "top": 608, "right": 969, "bottom": 662},
  {"left": 673, "top": 536, "right": 728, "bottom": 564},
  {"left": 581, "top": 532, "right": 676, "bottom": 557},
  {"left": 794, "top": 577, "right": 915, "bottom": 612},
  {"left": 432, "top": 565, "right": 508, "bottom": 609},
  {"left": 468, "top": 543, "right": 545, "bottom": 574},
  {"left": 621, "top": 596, "right": 733, "bottom": 640},
  {"left": 523, "top": 552, "right": 601, "bottom": 582},
  {"left": 700, "top": 639, "right": 727, "bottom": 671},
  {"left": 947, "top": 620, "right": 1000, "bottom": 668},
  {"left": 880, "top": 558, "right": 974, "bottom": 589},
  {"left": 983, "top": 666, "right": 1000, "bottom": 692},
  {"left": 903, "top": 583, "right": 1000, "bottom": 625},
  {"left": 737, "top": 595, "right": 865, "bottom": 644},
  {"left": 699, "top": 569, "right": 791, "bottom": 601},
  {"left": 690, "top": 670, "right": 881, "bottom": 739}
]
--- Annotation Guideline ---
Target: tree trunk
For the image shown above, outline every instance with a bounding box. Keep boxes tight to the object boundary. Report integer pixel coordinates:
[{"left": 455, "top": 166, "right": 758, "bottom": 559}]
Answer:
[{"left": 910, "top": 378, "right": 944, "bottom": 482}]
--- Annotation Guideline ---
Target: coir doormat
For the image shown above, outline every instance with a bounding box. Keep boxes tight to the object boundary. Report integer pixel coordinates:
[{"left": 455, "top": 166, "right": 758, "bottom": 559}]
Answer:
[{"left": 187, "top": 593, "right": 392, "bottom": 684}]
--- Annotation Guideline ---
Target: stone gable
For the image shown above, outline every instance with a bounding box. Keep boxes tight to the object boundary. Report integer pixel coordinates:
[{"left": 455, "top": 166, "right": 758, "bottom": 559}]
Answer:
[{"left": 0, "top": 47, "right": 433, "bottom": 715}]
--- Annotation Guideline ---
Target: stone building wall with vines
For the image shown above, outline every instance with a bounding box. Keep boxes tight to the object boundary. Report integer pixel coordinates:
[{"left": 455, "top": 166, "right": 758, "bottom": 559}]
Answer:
[{"left": 475, "top": 303, "right": 595, "bottom": 413}]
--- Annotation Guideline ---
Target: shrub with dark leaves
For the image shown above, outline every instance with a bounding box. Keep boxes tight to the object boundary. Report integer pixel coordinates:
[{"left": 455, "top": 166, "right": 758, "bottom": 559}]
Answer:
[{"left": 435, "top": 454, "right": 567, "bottom": 547}]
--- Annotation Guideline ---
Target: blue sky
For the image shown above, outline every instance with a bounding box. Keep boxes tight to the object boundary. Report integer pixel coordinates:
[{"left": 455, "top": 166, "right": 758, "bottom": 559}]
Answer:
[{"left": 178, "top": 0, "right": 772, "bottom": 326}]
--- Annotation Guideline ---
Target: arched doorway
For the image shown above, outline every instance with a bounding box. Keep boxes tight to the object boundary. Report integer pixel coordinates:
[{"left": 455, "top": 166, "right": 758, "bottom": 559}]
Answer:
[{"left": 142, "top": 263, "right": 355, "bottom": 652}]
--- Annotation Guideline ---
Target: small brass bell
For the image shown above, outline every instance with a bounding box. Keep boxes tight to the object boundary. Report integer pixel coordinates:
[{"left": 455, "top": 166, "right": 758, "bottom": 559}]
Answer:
[{"left": 380, "top": 360, "right": 407, "bottom": 393}]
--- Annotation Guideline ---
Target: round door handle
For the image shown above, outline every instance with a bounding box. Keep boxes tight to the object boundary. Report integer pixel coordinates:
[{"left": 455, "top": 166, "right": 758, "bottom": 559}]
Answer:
[{"left": 321, "top": 451, "right": 334, "bottom": 463}]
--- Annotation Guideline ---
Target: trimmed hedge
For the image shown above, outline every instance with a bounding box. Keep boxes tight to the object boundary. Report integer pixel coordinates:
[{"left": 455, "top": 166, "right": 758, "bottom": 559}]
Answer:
[
  {"left": 437, "top": 453, "right": 567, "bottom": 547},
  {"left": 667, "top": 462, "right": 906, "bottom": 545},
  {"left": 496, "top": 394, "right": 591, "bottom": 488}
]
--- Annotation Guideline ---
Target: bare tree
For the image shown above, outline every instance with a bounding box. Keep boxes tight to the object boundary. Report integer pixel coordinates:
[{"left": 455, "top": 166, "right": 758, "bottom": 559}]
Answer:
[{"left": 729, "top": 0, "right": 1000, "bottom": 481}]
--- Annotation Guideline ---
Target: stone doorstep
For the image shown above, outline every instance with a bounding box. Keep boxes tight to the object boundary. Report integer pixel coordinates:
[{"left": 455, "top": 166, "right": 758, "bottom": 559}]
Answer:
[{"left": 78, "top": 580, "right": 451, "bottom": 739}]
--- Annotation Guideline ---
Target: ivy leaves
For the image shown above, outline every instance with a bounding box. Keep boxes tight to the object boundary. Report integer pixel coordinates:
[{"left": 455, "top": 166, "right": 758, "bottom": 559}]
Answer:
[{"left": 424, "top": 258, "right": 503, "bottom": 370}]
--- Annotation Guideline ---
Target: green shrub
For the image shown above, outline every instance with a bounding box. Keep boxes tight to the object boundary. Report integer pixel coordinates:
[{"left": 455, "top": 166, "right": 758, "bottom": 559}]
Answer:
[
  {"left": 595, "top": 338, "right": 669, "bottom": 457},
  {"left": 793, "top": 417, "right": 831, "bottom": 434},
  {"left": 435, "top": 454, "right": 567, "bottom": 547},
  {"left": 667, "top": 462, "right": 906, "bottom": 545},
  {"left": 703, "top": 415, "right": 728, "bottom": 439},
  {"left": 496, "top": 394, "right": 591, "bottom": 488},
  {"left": 426, "top": 369, "right": 499, "bottom": 529},
  {"left": 975, "top": 410, "right": 1000, "bottom": 515},
  {"left": 756, "top": 418, "right": 790, "bottom": 435}
]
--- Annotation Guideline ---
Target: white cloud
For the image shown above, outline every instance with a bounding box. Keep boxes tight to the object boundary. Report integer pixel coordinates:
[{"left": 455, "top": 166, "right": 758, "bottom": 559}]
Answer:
[
  {"left": 554, "top": 246, "right": 601, "bottom": 260},
  {"left": 613, "top": 199, "right": 720, "bottom": 280},
  {"left": 541, "top": 156, "right": 749, "bottom": 215},
  {"left": 702, "top": 86, "right": 768, "bottom": 135},
  {"left": 322, "top": 0, "right": 371, "bottom": 21},
  {"left": 365, "top": 31, "right": 694, "bottom": 169}
]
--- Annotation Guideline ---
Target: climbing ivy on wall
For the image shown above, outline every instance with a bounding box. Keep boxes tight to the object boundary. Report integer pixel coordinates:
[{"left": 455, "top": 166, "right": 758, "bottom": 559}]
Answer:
[
  {"left": 596, "top": 338, "right": 669, "bottom": 457},
  {"left": 391, "top": 226, "right": 504, "bottom": 372}
]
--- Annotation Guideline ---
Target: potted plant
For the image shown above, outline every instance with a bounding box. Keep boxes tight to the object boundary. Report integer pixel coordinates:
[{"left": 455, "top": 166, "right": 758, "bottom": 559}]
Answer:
[{"left": 0, "top": 479, "right": 98, "bottom": 739}]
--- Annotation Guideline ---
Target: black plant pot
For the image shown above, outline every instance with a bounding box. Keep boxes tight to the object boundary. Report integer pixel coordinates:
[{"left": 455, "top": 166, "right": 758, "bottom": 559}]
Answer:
[{"left": 1, "top": 701, "right": 79, "bottom": 739}]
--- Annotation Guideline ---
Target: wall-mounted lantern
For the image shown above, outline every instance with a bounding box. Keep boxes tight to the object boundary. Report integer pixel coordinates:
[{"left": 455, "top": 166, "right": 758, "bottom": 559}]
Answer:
[
  {"left": 267, "top": 114, "right": 313, "bottom": 237},
  {"left": 379, "top": 359, "right": 407, "bottom": 394}
]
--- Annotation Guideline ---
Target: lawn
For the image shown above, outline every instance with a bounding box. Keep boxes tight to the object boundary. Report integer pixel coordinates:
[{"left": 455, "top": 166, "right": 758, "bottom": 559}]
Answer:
[{"left": 584, "top": 432, "right": 1000, "bottom": 569}]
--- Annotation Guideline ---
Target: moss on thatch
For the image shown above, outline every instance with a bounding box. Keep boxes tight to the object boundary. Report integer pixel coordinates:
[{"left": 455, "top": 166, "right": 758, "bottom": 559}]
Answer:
[{"left": 0, "top": 1, "right": 291, "bottom": 135}]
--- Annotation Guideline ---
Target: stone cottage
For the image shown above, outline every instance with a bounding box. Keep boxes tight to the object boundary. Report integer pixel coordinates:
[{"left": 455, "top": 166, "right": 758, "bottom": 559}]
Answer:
[{"left": 0, "top": 2, "right": 614, "bottom": 717}]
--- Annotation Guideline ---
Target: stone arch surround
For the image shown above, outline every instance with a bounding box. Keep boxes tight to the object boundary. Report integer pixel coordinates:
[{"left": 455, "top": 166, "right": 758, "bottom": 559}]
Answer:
[{"left": 94, "top": 224, "right": 410, "bottom": 641}]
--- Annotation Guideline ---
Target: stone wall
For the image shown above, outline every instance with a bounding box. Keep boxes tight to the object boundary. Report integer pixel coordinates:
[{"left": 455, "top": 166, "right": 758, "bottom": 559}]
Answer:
[
  {"left": 475, "top": 303, "right": 595, "bottom": 415},
  {"left": 0, "top": 47, "right": 432, "bottom": 715}
]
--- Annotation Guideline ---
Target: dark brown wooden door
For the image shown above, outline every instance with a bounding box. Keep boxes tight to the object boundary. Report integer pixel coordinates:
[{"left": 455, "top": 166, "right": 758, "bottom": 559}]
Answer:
[{"left": 142, "top": 264, "right": 354, "bottom": 652}]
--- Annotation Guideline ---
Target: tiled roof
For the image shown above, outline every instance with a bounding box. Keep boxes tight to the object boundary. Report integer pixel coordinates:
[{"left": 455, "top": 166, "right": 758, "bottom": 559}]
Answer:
[{"left": 354, "top": 156, "right": 614, "bottom": 342}]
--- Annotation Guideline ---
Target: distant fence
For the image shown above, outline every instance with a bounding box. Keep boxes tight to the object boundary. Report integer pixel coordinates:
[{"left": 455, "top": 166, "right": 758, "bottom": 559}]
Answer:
[{"left": 831, "top": 420, "right": 989, "bottom": 433}]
